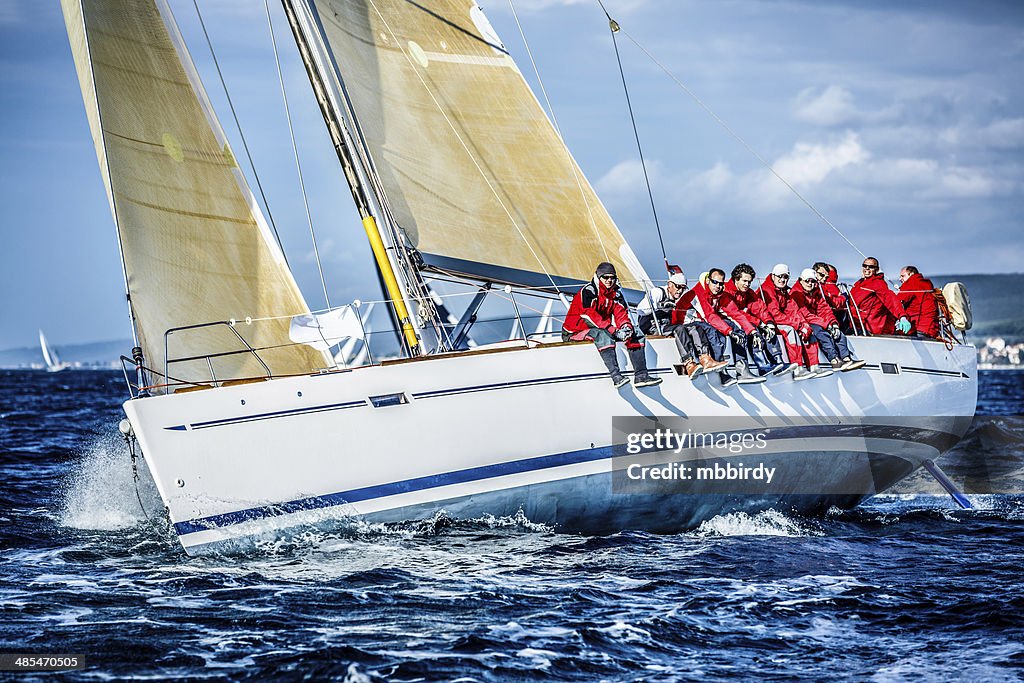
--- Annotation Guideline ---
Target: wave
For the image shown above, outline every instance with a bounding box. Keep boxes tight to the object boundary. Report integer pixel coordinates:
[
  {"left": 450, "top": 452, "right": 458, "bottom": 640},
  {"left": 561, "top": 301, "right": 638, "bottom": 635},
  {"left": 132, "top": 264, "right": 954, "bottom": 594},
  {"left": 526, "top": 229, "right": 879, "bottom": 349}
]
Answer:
[{"left": 692, "top": 509, "right": 823, "bottom": 537}]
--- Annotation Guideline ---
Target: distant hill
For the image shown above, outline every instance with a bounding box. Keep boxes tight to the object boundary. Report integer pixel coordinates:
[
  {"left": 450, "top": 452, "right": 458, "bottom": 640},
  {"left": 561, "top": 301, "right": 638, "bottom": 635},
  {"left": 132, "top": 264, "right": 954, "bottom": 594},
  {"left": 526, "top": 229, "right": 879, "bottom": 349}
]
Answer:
[{"left": 0, "top": 339, "right": 132, "bottom": 369}]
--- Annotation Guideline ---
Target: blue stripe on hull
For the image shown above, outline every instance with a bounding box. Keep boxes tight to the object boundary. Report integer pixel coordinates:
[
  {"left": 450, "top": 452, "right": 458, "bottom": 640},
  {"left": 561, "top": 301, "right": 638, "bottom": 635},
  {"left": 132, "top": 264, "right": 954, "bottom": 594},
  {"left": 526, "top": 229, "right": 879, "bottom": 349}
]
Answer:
[{"left": 173, "top": 424, "right": 961, "bottom": 538}]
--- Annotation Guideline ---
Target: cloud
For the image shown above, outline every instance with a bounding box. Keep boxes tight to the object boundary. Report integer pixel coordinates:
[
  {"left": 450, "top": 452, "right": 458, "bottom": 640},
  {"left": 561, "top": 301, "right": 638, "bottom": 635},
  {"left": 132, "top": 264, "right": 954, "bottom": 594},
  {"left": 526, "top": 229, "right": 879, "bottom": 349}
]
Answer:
[
  {"left": 794, "top": 85, "right": 857, "bottom": 127},
  {"left": 967, "top": 118, "right": 1024, "bottom": 150},
  {"left": 749, "top": 132, "right": 870, "bottom": 207},
  {"left": 595, "top": 158, "right": 663, "bottom": 199}
]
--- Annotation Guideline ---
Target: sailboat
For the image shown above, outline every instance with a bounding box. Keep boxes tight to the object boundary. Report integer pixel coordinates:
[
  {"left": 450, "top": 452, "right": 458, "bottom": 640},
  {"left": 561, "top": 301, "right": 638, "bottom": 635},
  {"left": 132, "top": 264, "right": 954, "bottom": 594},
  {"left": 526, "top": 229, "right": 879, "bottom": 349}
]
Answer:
[
  {"left": 39, "top": 329, "right": 69, "bottom": 373},
  {"left": 61, "top": 0, "right": 977, "bottom": 555}
]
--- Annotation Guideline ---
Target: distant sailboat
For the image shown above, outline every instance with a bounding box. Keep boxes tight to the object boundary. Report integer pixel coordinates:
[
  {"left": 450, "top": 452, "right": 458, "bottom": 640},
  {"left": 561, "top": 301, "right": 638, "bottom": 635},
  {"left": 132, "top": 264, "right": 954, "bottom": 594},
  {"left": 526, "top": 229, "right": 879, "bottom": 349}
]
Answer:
[
  {"left": 62, "top": 0, "right": 976, "bottom": 555},
  {"left": 39, "top": 329, "right": 69, "bottom": 372}
]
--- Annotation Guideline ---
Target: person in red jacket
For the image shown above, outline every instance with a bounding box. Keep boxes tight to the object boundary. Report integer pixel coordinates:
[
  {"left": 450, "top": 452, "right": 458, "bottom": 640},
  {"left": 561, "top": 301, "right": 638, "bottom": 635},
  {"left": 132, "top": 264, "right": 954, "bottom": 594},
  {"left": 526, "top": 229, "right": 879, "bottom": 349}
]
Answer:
[
  {"left": 897, "top": 266, "right": 940, "bottom": 339},
  {"left": 792, "top": 268, "right": 866, "bottom": 371},
  {"left": 757, "top": 264, "right": 830, "bottom": 380},
  {"left": 562, "top": 262, "right": 662, "bottom": 388},
  {"left": 849, "top": 257, "right": 912, "bottom": 335},
  {"left": 723, "top": 263, "right": 788, "bottom": 379},
  {"left": 813, "top": 261, "right": 851, "bottom": 332},
  {"left": 673, "top": 269, "right": 750, "bottom": 388}
]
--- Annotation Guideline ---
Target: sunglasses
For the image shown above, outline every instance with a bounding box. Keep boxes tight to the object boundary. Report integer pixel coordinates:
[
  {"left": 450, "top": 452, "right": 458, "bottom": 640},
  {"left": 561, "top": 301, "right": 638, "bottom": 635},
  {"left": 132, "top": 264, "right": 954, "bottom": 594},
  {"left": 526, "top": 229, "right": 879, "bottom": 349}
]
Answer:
[
  {"left": 774, "top": 273, "right": 790, "bottom": 280},
  {"left": 709, "top": 279, "right": 725, "bottom": 286},
  {"left": 862, "top": 263, "right": 879, "bottom": 269},
  {"left": 599, "top": 274, "right": 617, "bottom": 281}
]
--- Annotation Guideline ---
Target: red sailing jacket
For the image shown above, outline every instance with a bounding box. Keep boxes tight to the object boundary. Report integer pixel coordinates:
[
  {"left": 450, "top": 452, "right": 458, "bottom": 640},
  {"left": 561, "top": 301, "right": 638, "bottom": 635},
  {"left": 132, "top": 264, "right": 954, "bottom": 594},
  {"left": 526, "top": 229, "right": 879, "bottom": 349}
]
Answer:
[
  {"left": 757, "top": 276, "right": 809, "bottom": 328},
  {"left": 673, "top": 281, "right": 738, "bottom": 335},
  {"left": 722, "top": 280, "right": 764, "bottom": 332},
  {"left": 897, "top": 273, "right": 940, "bottom": 338},
  {"left": 563, "top": 277, "right": 631, "bottom": 334},
  {"left": 821, "top": 267, "right": 846, "bottom": 309},
  {"left": 849, "top": 273, "right": 907, "bottom": 335},
  {"left": 792, "top": 283, "right": 838, "bottom": 327}
]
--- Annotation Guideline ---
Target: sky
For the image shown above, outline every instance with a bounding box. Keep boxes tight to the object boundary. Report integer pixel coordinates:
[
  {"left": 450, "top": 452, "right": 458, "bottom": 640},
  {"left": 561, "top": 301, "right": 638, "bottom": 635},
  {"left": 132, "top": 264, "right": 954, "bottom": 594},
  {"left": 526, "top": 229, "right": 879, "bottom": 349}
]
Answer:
[{"left": 0, "top": 0, "right": 1022, "bottom": 350}]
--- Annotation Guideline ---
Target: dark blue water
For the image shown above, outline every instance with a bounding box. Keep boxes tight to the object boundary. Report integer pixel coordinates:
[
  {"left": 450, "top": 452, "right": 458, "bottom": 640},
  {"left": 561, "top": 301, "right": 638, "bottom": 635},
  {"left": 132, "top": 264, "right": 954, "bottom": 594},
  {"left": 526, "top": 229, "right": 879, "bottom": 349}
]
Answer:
[{"left": 1, "top": 370, "right": 1023, "bottom": 681}]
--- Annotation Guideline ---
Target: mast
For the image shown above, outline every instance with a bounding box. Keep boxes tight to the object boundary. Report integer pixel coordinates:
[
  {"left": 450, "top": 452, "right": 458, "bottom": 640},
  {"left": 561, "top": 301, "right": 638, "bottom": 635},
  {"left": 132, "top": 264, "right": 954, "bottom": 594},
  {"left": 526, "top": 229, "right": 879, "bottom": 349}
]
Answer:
[{"left": 279, "top": 0, "right": 421, "bottom": 355}]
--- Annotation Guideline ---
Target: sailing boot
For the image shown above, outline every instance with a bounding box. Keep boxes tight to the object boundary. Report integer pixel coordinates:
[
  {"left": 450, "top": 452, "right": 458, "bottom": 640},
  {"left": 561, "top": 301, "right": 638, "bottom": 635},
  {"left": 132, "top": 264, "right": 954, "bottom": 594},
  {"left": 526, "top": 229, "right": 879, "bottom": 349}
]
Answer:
[
  {"left": 699, "top": 353, "right": 729, "bottom": 372},
  {"left": 599, "top": 347, "right": 629, "bottom": 388},
  {"left": 841, "top": 356, "right": 867, "bottom": 371},
  {"left": 792, "top": 365, "right": 815, "bottom": 381},
  {"left": 682, "top": 357, "right": 703, "bottom": 380},
  {"left": 810, "top": 363, "right": 834, "bottom": 378},
  {"left": 776, "top": 362, "right": 800, "bottom": 376},
  {"left": 629, "top": 346, "right": 663, "bottom": 387},
  {"left": 719, "top": 370, "right": 738, "bottom": 389},
  {"left": 830, "top": 357, "right": 844, "bottom": 371},
  {"left": 734, "top": 359, "right": 767, "bottom": 385}
]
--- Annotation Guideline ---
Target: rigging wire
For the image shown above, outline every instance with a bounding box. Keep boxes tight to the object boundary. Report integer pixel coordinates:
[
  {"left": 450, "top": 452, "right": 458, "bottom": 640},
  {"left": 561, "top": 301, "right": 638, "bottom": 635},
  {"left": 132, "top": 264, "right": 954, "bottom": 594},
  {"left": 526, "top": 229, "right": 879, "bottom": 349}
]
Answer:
[
  {"left": 599, "top": 3, "right": 867, "bottom": 259},
  {"left": 506, "top": 0, "right": 610, "bottom": 266},
  {"left": 264, "top": 0, "right": 332, "bottom": 310},
  {"left": 189, "top": 0, "right": 288, "bottom": 266},
  {"left": 595, "top": 0, "right": 668, "bottom": 269}
]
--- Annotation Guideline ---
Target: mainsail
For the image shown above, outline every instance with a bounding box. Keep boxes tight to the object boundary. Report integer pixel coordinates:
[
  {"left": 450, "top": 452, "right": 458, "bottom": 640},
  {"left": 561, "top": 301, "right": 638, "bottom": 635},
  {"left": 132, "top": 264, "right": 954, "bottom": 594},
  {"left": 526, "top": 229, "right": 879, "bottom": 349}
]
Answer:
[
  {"left": 62, "top": 0, "right": 327, "bottom": 390},
  {"left": 39, "top": 330, "right": 61, "bottom": 370},
  {"left": 296, "top": 0, "right": 649, "bottom": 290}
]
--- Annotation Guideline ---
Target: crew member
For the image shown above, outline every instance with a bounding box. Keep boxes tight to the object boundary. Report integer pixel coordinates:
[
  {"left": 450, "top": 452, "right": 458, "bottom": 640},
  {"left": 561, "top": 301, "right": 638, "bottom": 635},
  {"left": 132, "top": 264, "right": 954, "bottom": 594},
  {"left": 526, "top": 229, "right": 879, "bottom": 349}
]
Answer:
[
  {"left": 849, "top": 257, "right": 912, "bottom": 335},
  {"left": 897, "top": 266, "right": 940, "bottom": 339},
  {"left": 813, "top": 261, "right": 850, "bottom": 332},
  {"left": 637, "top": 272, "right": 725, "bottom": 380},
  {"left": 674, "top": 269, "right": 746, "bottom": 389},
  {"left": 792, "top": 268, "right": 866, "bottom": 371},
  {"left": 724, "top": 263, "right": 788, "bottom": 378},
  {"left": 757, "top": 264, "right": 829, "bottom": 380},
  {"left": 562, "top": 262, "right": 662, "bottom": 388}
]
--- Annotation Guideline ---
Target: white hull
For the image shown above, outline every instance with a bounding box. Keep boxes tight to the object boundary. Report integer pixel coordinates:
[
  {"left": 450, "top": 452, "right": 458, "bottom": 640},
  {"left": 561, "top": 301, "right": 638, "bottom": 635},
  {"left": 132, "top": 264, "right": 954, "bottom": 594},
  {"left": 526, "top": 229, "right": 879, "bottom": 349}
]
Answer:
[{"left": 123, "top": 336, "right": 977, "bottom": 554}]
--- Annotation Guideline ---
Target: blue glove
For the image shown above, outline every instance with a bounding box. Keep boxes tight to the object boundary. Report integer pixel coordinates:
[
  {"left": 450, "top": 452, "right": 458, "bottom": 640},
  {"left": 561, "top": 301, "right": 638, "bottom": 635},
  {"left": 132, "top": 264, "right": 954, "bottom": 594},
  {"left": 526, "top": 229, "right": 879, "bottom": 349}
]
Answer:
[
  {"left": 895, "top": 317, "right": 911, "bottom": 334},
  {"left": 828, "top": 323, "right": 842, "bottom": 340},
  {"left": 615, "top": 325, "right": 634, "bottom": 342}
]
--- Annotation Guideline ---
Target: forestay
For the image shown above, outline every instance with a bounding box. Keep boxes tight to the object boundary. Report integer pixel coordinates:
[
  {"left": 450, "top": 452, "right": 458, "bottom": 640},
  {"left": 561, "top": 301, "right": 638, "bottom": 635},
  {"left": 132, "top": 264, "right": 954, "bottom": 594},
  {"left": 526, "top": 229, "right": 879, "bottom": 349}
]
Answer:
[
  {"left": 302, "top": 0, "right": 649, "bottom": 290},
  {"left": 62, "top": 0, "right": 328, "bottom": 390}
]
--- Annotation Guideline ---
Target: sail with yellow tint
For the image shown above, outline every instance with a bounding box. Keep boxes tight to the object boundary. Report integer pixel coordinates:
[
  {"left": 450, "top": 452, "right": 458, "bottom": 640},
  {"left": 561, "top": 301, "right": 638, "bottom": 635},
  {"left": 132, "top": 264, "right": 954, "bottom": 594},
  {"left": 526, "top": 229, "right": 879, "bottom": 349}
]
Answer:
[
  {"left": 61, "top": 0, "right": 328, "bottom": 390},
  {"left": 299, "top": 0, "right": 649, "bottom": 290}
]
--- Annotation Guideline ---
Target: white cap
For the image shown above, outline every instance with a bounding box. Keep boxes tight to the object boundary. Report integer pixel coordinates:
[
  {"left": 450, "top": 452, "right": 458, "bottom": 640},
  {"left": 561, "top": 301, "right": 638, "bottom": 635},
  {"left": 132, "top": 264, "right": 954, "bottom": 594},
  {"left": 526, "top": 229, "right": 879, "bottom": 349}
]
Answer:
[
  {"left": 771, "top": 263, "right": 790, "bottom": 276},
  {"left": 668, "top": 272, "right": 687, "bottom": 288},
  {"left": 799, "top": 267, "right": 818, "bottom": 282}
]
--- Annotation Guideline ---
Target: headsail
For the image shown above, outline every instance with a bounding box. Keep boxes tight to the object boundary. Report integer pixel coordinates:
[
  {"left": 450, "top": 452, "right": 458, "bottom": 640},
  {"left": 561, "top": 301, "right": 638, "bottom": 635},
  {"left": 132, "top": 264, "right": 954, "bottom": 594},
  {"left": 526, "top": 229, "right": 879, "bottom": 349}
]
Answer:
[
  {"left": 297, "top": 0, "right": 649, "bottom": 290},
  {"left": 62, "top": 0, "right": 327, "bottom": 390}
]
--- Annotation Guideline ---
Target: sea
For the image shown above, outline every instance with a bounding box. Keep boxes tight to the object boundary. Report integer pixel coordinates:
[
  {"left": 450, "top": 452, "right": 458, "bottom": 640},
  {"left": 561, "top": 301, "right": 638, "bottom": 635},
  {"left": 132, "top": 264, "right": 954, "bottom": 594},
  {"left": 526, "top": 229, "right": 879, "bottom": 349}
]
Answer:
[{"left": 1, "top": 370, "right": 1022, "bottom": 682}]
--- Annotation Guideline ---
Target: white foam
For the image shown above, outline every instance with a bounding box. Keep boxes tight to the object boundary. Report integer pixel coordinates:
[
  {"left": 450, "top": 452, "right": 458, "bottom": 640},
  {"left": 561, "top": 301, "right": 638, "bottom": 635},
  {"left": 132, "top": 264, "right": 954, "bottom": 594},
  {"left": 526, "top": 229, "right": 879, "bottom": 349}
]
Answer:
[
  {"left": 693, "top": 509, "right": 822, "bottom": 537},
  {"left": 58, "top": 430, "right": 162, "bottom": 530}
]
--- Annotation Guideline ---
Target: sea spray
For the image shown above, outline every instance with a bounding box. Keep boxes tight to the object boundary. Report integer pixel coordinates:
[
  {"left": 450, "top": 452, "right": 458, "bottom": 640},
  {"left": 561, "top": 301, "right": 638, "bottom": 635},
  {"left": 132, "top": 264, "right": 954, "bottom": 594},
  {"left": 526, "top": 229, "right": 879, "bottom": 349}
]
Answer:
[
  {"left": 692, "top": 509, "right": 823, "bottom": 538},
  {"left": 58, "top": 428, "right": 161, "bottom": 530}
]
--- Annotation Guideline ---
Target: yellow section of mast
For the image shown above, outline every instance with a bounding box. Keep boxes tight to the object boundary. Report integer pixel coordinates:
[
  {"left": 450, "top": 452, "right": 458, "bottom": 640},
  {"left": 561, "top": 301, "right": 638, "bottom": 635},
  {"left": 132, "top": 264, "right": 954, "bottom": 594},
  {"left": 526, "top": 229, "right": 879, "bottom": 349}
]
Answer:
[{"left": 362, "top": 215, "right": 419, "bottom": 351}]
